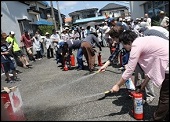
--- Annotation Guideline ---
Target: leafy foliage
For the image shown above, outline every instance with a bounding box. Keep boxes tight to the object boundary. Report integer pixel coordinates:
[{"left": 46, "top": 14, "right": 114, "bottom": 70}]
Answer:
[
  {"left": 37, "top": 25, "right": 54, "bottom": 36},
  {"left": 152, "top": 20, "right": 160, "bottom": 26}
]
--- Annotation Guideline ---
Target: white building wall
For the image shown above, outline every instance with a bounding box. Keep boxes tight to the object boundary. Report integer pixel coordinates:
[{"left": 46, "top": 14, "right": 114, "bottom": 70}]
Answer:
[
  {"left": 1, "top": 1, "right": 33, "bottom": 42},
  {"left": 130, "top": 1, "right": 147, "bottom": 20}
]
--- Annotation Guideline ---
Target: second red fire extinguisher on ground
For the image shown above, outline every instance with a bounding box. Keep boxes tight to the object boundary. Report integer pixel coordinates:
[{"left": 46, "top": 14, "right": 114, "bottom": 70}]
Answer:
[
  {"left": 98, "top": 52, "right": 103, "bottom": 66},
  {"left": 70, "top": 53, "right": 75, "bottom": 66}
]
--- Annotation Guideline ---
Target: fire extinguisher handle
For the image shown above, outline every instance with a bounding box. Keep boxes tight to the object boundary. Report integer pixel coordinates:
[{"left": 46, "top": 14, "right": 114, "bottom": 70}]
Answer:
[{"left": 135, "top": 85, "right": 144, "bottom": 93}]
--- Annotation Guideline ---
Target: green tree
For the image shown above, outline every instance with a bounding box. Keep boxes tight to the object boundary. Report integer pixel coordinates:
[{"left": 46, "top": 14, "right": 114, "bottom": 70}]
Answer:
[{"left": 37, "top": 25, "right": 54, "bottom": 36}]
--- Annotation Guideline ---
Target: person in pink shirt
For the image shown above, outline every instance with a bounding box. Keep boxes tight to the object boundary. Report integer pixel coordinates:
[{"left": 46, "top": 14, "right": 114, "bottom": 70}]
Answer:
[{"left": 110, "top": 30, "right": 169, "bottom": 121}]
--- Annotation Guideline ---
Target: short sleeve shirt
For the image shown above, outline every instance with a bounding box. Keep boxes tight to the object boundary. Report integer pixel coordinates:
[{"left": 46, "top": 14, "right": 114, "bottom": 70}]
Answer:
[{"left": 6, "top": 36, "right": 21, "bottom": 52}]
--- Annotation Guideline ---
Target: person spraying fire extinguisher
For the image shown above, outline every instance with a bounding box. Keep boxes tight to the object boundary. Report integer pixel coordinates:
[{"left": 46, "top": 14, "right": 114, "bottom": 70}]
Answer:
[{"left": 109, "top": 30, "right": 169, "bottom": 121}]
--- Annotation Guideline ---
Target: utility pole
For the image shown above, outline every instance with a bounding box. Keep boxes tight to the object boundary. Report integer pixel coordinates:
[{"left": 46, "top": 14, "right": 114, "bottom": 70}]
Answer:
[
  {"left": 56, "top": 1, "right": 63, "bottom": 34},
  {"left": 50, "top": 1, "right": 57, "bottom": 30}
]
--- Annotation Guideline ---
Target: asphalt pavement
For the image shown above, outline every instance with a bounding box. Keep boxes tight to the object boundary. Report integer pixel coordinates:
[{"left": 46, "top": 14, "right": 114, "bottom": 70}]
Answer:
[{"left": 1, "top": 47, "right": 160, "bottom": 121}]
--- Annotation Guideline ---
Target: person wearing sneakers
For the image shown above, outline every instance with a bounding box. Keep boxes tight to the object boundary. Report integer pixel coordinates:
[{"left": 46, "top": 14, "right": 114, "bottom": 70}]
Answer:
[
  {"left": 6, "top": 31, "right": 30, "bottom": 69},
  {"left": 1, "top": 32, "right": 21, "bottom": 83}
]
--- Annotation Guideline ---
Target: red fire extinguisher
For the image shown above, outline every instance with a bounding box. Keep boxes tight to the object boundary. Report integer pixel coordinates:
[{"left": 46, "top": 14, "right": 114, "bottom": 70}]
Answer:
[
  {"left": 111, "top": 47, "right": 116, "bottom": 54},
  {"left": 70, "top": 53, "right": 75, "bottom": 66},
  {"left": 131, "top": 91, "right": 143, "bottom": 120},
  {"left": 98, "top": 52, "right": 103, "bottom": 66},
  {"left": 63, "top": 59, "right": 68, "bottom": 71}
]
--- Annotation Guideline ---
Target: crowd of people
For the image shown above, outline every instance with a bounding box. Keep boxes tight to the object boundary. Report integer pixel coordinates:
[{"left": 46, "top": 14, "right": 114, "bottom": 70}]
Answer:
[{"left": 1, "top": 10, "right": 169, "bottom": 121}]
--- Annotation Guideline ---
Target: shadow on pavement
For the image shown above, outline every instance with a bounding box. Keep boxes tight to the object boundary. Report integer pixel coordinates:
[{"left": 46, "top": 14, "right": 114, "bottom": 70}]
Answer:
[{"left": 85, "top": 88, "right": 157, "bottom": 121}]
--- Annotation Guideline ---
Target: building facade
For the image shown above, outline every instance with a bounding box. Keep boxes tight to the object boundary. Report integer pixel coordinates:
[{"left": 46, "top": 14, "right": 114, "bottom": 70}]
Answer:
[
  {"left": 68, "top": 8, "right": 98, "bottom": 24},
  {"left": 130, "top": 1, "right": 169, "bottom": 19},
  {"left": 99, "top": 3, "right": 129, "bottom": 18},
  {"left": 1, "top": 1, "right": 66, "bottom": 45},
  {"left": 1, "top": 1, "right": 52, "bottom": 44},
  {"left": 68, "top": 3, "right": 130, "bottom": 27}
]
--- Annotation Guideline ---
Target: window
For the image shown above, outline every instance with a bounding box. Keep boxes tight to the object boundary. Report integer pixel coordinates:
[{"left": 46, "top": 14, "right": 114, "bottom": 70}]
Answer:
[
  {"left": 39, "top": 8, "right": 46, "bottom": 19},
  {"left": 148, "top": 1, "right": 152, "bottom": 9}
]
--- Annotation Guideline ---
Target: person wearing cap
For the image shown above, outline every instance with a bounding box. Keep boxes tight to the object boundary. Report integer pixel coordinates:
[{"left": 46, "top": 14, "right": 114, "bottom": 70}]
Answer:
[
  {"left": 1, "top": 32, "right": 21, "bottom": 83},
  {"left": 50, "top": 29, "right": 61, "bottom": 61},
  {"left": 6, "top": 31, "right": 30, "bottom": 68},
  {"left": 61, "top": 28, "right": 70, "bottom": 42},
  {"left": 44, "top": 32, "right": 54, "bottom": 59},
  {"left": 21, "top": 30, "right": 36, "bottom": 62},
  {"left": 159, "top": 11, "right": 169, "bottom": 30},
  {"left": 107, "top": 17, "right": 117, "bottom": 27},
  {"left": 35, "top": 30, "right": 45, "bottom": 57},
  {"left": 117, "top": 17, "right": 129, "bottom": 31},
  {"left": 81, "top": 32, "right": 102, "bottom": 73},
  {"left": 32, "top": 32, "right": 42, "bottom": 60},
  {"left": 126, "top": 18, "right": 133, "bottom": 30},
  {"left": 71, "top": 28, "right": 80, "bottom": 40}
]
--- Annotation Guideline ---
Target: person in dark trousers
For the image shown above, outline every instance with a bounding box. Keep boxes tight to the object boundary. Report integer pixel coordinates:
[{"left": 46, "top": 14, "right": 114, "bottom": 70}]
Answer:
[
  {"left": 110, "top": 30, "right": 169, "bottom": 121},
  {"left": 81, "top": 32, "right": 102, "bottom": 73},
  {"left": 44, "top": 32, "right": 54, "bottom": 59},
  {"left": 1, "top": 32, "right": 21, "bottom": 83},
  {"left": 59, "top": 39, "right": 84, "bottom": 70}
]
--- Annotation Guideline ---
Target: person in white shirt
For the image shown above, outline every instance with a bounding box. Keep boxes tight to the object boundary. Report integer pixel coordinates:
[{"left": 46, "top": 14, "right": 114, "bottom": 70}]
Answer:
[
  {"left": 32, "top": 34, "right": 42, "bottom": 60},
  {"left": 100, "top": 22, "right": 110, "bottom": 47},
  {"left": 144, "top": 13, "right": 151, "bottom": 27},
  {"left": 84, "top": 26, "right": 91, "bottom": 38},
  {"left": 61, "top": 29, "right": 70, "bottom": 42},
  {"left": 72, "top": 28, "right": 80, "bottom": 40},
  {"left": 50, "top": 29, "right": 61, "bottom": 61},
  {"left": 80, "top": 27, "right": 85, "bottom": 40},
  {"left": 159, "top": 11, "right": 169, "bottom": 30},
  {"left": 44, "top": 32, "right": 54, "bottom": 59}
]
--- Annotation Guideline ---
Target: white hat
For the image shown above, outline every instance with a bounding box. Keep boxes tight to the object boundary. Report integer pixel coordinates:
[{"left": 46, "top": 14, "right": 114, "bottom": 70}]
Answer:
[
  {"left": 62, "top": 29, "right": 66, "bottom": 32},
  {"left": 45, "top": 32, "right": 50, "bottom": 35},
  {"left": 119, "top": 18, "right": 123, "bottom": 21},
  {"left": 10, "top": 31, "right": 15, "bottom": 35},
  {"left": 160, "top": 11, "right": 165, "bottom": 14},
  {"left": 127, "top": 19, "right": 131, "bottom": 22},
  {"left": 65, "top": 27, "right": 69, "bottom": 30},
  {"left": 90, "top": 27, "right": 95, "bottom": 33}
]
